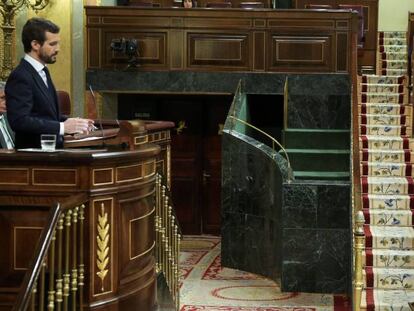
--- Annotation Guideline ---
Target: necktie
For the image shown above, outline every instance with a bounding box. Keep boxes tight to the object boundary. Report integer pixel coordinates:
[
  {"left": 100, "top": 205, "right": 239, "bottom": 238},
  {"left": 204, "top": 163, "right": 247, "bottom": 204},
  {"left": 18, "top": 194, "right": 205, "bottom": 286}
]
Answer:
[
  {"left": 42, "top": 66, "right": 51, "bottom": 88},
  {"left": 0, "top": 116, "right": 14, "bottom": 149}
]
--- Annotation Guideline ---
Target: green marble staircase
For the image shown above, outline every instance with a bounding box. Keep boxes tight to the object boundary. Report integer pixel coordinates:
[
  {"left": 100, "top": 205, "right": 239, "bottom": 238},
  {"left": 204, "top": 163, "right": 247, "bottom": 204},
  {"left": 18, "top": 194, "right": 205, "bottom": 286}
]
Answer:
[{"left": 283, "top": 128, "right": 350, "bottom": 180}]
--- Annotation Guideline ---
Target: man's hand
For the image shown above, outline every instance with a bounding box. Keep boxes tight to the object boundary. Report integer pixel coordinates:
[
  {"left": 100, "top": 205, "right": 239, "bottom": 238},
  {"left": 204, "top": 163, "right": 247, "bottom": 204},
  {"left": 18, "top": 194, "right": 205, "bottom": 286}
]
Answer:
[
  {"left": 64, "top": 118, "right": 94, "bottom": 134},
  {"left": 0, "top": 90, "right": 6, "bottom": 114}
]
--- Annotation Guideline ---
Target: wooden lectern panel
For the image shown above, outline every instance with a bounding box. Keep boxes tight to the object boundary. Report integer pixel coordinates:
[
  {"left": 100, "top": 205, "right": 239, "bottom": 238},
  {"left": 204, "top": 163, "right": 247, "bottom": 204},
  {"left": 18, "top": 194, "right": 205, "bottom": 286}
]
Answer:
[{"left": 0, "top": 148, "right": 160, "bottom": 311}]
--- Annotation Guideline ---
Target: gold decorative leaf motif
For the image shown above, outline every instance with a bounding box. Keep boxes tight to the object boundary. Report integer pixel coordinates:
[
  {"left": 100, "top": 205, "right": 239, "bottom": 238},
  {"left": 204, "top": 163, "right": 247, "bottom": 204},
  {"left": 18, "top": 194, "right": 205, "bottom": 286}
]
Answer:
[{"left": 96, "top": 204, "right": 110, "bottom": 292}]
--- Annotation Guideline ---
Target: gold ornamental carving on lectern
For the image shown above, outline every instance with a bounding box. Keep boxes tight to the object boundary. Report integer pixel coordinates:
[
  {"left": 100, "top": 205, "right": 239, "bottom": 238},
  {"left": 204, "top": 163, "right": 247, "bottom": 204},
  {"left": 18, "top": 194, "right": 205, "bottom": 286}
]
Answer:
[{"left": 96, "top": 203, "right": 109, "bottom": 292}]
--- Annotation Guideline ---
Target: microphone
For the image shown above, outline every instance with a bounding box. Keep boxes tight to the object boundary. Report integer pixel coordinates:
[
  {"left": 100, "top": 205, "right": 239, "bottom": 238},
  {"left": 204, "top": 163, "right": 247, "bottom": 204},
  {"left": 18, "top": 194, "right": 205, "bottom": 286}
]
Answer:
[{"left": 88, "top": 84, "right": 105, "bottom": 145}]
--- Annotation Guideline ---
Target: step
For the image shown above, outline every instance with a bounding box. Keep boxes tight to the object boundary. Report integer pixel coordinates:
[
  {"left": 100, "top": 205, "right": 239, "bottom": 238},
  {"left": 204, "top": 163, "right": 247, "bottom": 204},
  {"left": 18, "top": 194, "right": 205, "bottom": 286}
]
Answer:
[
  {"left": 360, "top": 125, "right": 410, "bottom": 137},
  {"left": 364, "top": 267, "right": 414, "bottom": 289},
  {"left": 379, "top": 45, "right": 408, "bottom": 53},
  {"left": 282, "top": 128, "right": 350, "bottom": 149},
  {"left": 364, "top": 225, "right": 414, "bottom": 249},
  {"left": 380, "top": 69, "right": 408, "bottom": 76},
  {"left": 361, "top": 162, "right": 413, "bottom": 177},
  {"left": 379, "top": 31, "right": 407, "bottom": 39},
  {"left": 362, "top": 194, "right": 414, "bottom": 210},
  {"left": 361, "top": 176, "right": 414, "bottom": 195},
  {"left": 361, "top": 288, "right": 414, "bottom": 311},
  {"left": 361, "top": 83, "right": 406, "bottom": 93},
  {"left": 359, "top": 114, "right": 410, "bottom": 126},
  {"left": 378, "top": 37, "right": 407, "bottom": 45},
  {"left": 361, "top": 75, "right": 407, "bottom": 85},
  {"left": 359, "top": 104, "right": 411, "bottom": 116},
  {"left": 360, "top": 149, "right": 413, "bottom": 163},
  {"left": 364, "top": 249, "right": 414, "bottom": 268},
  {"left": 363, "top": 208, "right": 413, "bottom": 226},
  {"left": 359, "top": 136, "right": 413, "bottom": 150},
  {"left": 379, "top": 51, "right": 408, "bottom": 61},
  {"left": 379, "top": 60, "right": 408, "bottom": 70},
  {"left": 285, "top": 148, "right": 350, "bottom": 172},
  {"left": 361, "top": 93, "right": 407, "bottom": 104},
  {"left": 293, "top": 170, "right": 349, "bottom": 181}
]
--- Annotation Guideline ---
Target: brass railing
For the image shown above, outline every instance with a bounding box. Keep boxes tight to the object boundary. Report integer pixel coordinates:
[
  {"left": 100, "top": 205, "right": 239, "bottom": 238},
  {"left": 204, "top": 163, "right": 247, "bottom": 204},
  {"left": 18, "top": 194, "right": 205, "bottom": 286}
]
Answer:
[
  {"left": 155, "top": 174, "right": 180, "bottom": 310},
  {"left": 228, "top": 115, "right": 294, "bottom": 182},
  {"left": 353, "top": 211, "right": 365, "bottom": 311},
  {"left": 350, "top": 14, "right": 363, "bottom": 311},
  {"left": 13, "top": 193, "right": 88, "bottom": 311}
]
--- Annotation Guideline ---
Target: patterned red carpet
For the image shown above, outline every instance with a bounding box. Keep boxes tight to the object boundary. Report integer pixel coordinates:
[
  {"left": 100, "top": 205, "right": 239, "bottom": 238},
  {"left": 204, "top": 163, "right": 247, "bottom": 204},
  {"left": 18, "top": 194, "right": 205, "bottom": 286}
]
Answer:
[{"left": 179, "top": 236, "right": 351, "bottom": 311}]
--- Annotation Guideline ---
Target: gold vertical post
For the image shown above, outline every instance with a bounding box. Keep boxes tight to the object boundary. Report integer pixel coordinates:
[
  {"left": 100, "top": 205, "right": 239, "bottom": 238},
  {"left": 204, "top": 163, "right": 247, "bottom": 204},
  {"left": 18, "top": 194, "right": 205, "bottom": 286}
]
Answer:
[
  {"left": 71, "top": 207, "right": 79, "bottom": 311},
  {"left": 31, "top": 280, "right": 37, "bottom": 311},
  {"left": 63, "top": 210, "right": 72, "bottom": 311},
  {"left": 353, "top": 211, "right": 365, "bottom": 311},
  {"left": 155, "top": 175, "right": 160, "bottom": 272},
  {"left": 176, "top": 232, "right": 181, "bottom": 311},
  {"left": 164, "top": 194, "right": 169, "bottom": 286},
  {"left": 167, "top": 205, "right": 172, "bottom": 289},
  {"left": 170, "top": 214, "right": 175, "bottom": 301},
  {"left": 39, "top": 261, "right": 47, "bottom": 311},
  {"left": 78, "top": 204, "right": 85, "bottom": 311},
  {"left": 48, "top": 232, "right": 56, "bottom": 311},
  {"left": 56, "top": 215, "right": 64, "bottom": 311}
]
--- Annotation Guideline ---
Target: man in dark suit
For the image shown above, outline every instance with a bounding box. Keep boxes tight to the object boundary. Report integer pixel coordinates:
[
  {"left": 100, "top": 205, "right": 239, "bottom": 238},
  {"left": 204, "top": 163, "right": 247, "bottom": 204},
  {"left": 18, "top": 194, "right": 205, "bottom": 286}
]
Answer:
[
  {"left": 5, "top": 18, "right": 93, "bottom": 149},
  {"left": 0, "top": 90, "right": 14, "bottom": 149}
]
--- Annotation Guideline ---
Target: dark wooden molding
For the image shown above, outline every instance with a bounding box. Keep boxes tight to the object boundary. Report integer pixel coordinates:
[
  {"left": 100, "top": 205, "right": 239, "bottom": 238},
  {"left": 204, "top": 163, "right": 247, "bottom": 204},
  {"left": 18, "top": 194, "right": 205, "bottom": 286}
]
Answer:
[{"left": 85, "top": 6, "right": 359, "bottom": 73}]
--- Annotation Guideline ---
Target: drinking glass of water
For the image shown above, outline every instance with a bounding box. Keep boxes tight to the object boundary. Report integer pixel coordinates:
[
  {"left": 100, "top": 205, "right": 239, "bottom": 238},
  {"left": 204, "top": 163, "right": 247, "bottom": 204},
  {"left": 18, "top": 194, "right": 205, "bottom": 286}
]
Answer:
[{"left": 40, "top": 134, "right": 56, "bottom": 151}]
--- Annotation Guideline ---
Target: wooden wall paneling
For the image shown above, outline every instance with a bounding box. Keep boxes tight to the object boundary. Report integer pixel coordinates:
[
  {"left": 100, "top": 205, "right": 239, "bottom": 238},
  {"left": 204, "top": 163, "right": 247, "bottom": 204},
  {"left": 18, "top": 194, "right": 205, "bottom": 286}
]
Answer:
[
  {"left": 86, "top": 7, "right": 357, "bottom": 73},
  {"left": 293, "top": 0, "right": 378, "bottom": 70},
  {"left": 101, "top": 30, "right": 168, "bottom": 69},
  {"left": 88, "top": 27, "right": 102, "bottom": 69},
  {"left": 187, "top": 31, "right": 251, "bottom": 70},
  {"left": 253, "top": 19, "right": 266, "bottom": 71},
  {"left": 170, "top": 16, "right": 185, "bottom": 68},
  {"left": 268, "top": 33, "right": 333, "bottom": 72}
]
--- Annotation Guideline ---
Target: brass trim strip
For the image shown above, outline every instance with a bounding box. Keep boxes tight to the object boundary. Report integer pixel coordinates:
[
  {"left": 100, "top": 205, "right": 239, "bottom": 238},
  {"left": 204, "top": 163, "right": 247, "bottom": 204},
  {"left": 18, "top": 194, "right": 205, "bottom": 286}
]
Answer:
[
  {"left": 229, "top": 116, "right": 293, "bottom": 181},
  {"left": 0, "top": 168, "right": 29, "bottom": 185},
  {"left": 116, "top": 160, "right": 156, "bottom": 183},
  {"left": 130, "top": 241, "right": 156, "bottom": 261},
  {"left": 32, "top": 168, "right": 77, "bottom": 186},
  {"left": 92, "top": 168, "right": 114, "bottom": 186},
  {"left": 134, "top": 135, "right": 148, "bottom": 145},
  {"left": 129, "top": 207, "right": 155, "bottom": 260}
]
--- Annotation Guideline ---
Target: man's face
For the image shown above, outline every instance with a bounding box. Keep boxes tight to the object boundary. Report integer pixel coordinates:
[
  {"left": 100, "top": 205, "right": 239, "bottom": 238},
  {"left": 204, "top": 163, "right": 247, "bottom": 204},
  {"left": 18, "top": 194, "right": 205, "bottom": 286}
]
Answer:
[{"left": 33, "top": 31, "right": 60, "bottom": 64}]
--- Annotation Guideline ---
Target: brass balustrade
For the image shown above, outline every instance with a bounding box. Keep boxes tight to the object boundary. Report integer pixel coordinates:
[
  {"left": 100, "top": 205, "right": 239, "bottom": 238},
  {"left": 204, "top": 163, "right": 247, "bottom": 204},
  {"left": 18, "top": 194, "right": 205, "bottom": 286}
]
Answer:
[
  {"left": 353, "top": 211, "right": 365, "bottom": 311},
  {"left": 13, "top": 194, "right": 88, "bottom": 311},
  {"left": 155, "top": 173, "right": 181, "bottom": 310}
]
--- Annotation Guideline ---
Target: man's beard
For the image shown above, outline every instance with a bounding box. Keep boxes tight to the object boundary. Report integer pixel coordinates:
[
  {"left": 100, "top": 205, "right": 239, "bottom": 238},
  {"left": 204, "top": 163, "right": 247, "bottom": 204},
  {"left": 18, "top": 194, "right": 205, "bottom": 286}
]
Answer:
[{"left": 40, "top": 51, "right": 57, "bottom": 64}]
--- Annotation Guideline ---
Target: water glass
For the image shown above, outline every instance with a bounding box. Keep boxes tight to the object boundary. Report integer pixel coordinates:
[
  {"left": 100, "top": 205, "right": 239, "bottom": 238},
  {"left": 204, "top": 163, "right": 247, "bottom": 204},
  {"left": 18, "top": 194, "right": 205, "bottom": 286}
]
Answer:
[{"left": 40, "top": 134, "right": 56, "bottom": 151}]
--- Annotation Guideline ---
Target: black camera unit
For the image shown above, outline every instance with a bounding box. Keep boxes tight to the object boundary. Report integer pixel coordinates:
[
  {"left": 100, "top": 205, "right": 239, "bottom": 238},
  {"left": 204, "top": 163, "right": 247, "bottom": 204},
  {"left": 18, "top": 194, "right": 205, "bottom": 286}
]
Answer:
[{"left": 110, "top": 38, "right": 139, "bottom": 67}]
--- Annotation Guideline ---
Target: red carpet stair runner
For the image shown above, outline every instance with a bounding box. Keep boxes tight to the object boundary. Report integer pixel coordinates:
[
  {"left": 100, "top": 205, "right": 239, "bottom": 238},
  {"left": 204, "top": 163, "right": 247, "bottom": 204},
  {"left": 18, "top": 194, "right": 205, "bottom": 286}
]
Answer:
[{"left": 360, "top": 31, "right": 414, "bottom": 310}]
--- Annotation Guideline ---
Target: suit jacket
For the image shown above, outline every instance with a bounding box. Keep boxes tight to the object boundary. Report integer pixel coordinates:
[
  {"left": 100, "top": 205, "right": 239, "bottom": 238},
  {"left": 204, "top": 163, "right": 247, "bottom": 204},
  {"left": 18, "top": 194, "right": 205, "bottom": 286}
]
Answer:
[
  {"left": 5, "top": 58, "right": 67, "bottom": 149},
  {"left": 0, "top": 113, "right": 15, "bottom": 149}
]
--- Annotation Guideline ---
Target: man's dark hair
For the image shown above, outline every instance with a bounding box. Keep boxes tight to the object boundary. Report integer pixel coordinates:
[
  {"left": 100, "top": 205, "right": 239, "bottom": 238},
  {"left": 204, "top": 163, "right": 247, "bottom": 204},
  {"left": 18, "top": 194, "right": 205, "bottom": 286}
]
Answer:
[{"left": 22, "top": 18, "right": 60, "bottom": 53}]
